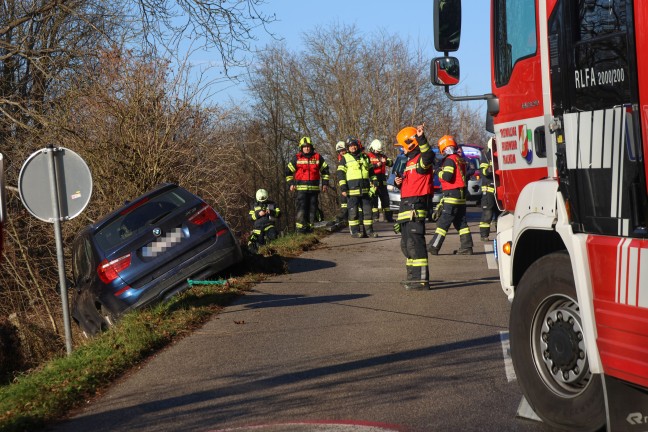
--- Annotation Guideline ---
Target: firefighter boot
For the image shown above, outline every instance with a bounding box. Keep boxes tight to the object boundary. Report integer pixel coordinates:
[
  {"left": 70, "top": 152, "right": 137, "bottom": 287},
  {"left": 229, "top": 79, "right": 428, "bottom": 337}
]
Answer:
[
  {"left": 365, "top": 225, "right": 379, "bottom": 238},
  {"left": 454, "top": 233, "right": 474, "bottom": 255},
  {"left": 350, "top": 225, "right": 363, "bottom": 239},
  {"left": 402, "top": 266, "right": 430, "bottom": 291}
]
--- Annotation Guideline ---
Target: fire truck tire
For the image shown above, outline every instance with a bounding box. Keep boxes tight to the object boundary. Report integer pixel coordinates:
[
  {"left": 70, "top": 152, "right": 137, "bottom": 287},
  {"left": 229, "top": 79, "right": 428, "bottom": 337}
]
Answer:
[{"left": 510, "top": 251, "right": 605, "bottom": 431}]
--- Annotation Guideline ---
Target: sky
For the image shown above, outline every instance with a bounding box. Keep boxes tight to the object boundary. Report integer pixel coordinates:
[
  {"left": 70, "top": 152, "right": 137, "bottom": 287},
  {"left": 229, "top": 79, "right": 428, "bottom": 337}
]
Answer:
[{"left": 197, "top": 0, "right": 492, "bottom": 113}]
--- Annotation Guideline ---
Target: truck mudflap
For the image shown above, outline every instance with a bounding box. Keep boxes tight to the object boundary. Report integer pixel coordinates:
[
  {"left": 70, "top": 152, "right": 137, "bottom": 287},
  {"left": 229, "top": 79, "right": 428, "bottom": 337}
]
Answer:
[{"left": 605, "top": 375, "right": 648, "bottom": 431}]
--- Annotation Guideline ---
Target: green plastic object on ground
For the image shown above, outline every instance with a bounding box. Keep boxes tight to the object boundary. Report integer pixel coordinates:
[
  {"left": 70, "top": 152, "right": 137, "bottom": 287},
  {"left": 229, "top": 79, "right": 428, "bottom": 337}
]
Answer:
[{"left": 187, "top": 279, "right": 229, "bottom": 287}]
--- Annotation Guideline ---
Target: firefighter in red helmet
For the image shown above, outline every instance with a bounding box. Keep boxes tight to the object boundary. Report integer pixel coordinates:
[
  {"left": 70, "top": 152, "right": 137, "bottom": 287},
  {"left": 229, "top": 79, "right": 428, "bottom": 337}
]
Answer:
[
  {"left": 427, "top": 135, "right": 474, "bottom": 255},
  {"left": 394, "top": 124, "right": 436, "bottom": 290}
]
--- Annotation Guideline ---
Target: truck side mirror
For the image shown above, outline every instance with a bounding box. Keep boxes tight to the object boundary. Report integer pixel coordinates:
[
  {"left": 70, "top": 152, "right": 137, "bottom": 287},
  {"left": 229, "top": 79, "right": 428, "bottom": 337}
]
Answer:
[
  {"left": 434, "top": 0, "right": 462, "bottom": 52},
  {"left": 431, "top": 57, "right": 460, "bottom": 86}
]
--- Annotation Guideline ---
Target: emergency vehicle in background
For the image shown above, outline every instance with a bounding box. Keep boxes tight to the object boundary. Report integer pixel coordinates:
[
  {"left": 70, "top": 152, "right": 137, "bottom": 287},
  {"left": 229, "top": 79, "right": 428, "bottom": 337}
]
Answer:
[{"left": 431, "top": 1, "right": 648, "bottom": 431}]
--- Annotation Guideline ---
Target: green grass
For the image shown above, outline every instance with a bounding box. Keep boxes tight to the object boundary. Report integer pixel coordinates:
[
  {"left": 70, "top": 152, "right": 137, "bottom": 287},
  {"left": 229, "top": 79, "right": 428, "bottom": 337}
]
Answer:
[{"left": 0, "top": 230, "right": 324, "bottom": 432}]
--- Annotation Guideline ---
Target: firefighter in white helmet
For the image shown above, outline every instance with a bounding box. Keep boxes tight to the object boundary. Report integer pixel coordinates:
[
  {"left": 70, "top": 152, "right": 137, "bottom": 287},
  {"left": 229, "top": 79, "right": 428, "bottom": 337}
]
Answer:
[
  {"left": 248, "top": 188, "right": 281, "bottom": 253},
  {"left": 367, "top": 139, "right": 394, "bottom": 222},
  {"left": 334, "top": 141, "right": 349, "bottom": 224}
]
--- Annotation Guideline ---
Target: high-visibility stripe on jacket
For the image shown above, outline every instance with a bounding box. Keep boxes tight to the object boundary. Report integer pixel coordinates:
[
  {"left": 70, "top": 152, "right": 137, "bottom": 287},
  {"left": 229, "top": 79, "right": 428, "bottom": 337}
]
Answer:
[
  {"left": 285, "top": 152, "right": 329, "bottom": 192},
  {"left": 337, "top": 151, "right": 376, "bottom": 196}
]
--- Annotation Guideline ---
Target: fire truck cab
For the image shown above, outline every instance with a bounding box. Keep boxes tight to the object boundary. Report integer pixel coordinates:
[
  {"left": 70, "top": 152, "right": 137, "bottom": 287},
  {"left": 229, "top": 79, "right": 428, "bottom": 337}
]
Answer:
[{"left": 432, "top": 1, "right": 648, "bottom": 431}]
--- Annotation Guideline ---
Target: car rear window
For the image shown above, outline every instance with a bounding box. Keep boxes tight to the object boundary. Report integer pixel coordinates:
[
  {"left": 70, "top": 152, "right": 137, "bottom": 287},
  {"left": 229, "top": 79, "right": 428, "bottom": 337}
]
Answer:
[{"left": 94, "top": 188, "right": 194, "bottom": 251}]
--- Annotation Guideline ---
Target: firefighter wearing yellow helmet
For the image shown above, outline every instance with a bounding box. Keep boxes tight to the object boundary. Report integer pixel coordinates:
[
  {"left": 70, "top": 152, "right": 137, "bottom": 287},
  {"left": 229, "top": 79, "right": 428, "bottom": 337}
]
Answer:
[
  {"left": 393, "top": 124, "right": 436, "bottom": 290},
  {"left": 285, "top": 136, "right": 330, "bottom": 233},
  {"left": 427, "top": 135, "right": 474, "bottom": 255}
]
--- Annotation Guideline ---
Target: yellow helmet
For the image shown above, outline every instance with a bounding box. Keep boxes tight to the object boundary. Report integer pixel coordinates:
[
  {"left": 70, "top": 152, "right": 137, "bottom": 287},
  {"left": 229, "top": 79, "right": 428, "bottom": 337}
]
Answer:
[
  {"left": 438, "top": 135, "right": 457, "bottom": 153},
  {"left": 395, "top": 127, "right": 419, "bottom": 153},
  {"left": 299, "top": 136, "right": 312, "bottom": 148}
]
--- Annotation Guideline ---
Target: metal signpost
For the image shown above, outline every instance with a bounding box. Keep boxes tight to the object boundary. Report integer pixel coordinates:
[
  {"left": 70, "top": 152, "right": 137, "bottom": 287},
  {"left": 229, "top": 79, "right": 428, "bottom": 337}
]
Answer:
[{"left": 18, "top": 146, "right": 92, "bottom": 355}]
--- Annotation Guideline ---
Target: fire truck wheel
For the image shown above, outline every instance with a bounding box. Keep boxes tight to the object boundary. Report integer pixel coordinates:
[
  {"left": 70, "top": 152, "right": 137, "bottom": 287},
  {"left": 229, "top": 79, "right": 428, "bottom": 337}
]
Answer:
[{"left": 510, "top": 251, "right": 605, "bottom": 431}]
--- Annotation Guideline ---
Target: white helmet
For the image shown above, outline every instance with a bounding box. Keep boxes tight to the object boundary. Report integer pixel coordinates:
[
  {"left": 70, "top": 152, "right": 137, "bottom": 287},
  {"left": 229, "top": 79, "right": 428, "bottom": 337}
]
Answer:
[
  {"left": 256, "top": 188, "right": 269, "bottom": 202},
  {"left": 335, "top": 141, "right": 346, "bottom": 152},
  {"left": 369, "top": 139, "right": 383, "bottom": 153}
]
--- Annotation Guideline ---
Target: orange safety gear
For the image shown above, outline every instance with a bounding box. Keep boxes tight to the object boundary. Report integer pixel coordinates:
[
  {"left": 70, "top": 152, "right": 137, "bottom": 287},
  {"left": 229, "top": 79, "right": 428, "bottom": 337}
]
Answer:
[
  {"left": 395, "top": 127, "right": 419, "bottom": 153},
  {"left": 437, "top": 135, "right": 457, "bottom": 153},
  {"left": 438, "top": 153, "right": 467, "bottom": 191}
]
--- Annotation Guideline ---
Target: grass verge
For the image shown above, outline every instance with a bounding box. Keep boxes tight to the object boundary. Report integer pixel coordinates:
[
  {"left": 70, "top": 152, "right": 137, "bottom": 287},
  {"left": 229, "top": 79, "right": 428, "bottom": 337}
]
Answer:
[{"left": 0, "top": 230, "right": 324, "bottom": 432}]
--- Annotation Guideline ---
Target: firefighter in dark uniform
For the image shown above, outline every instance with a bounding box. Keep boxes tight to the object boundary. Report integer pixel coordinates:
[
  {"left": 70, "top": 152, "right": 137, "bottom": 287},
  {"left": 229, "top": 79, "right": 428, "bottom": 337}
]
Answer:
[
  {"left": 334, "top": 141, "right": 349, "bottom": 224},
  {"left": 427, "top": 135, "right": 474, "bottom": 255},
  {"left": 367, "top": 139, "right": 394, "bottom": 222},
  {"left": 394, "top": 124, "right": 436, "bottom": 290},
  {"left": 248, "top": 188, "right": 281, "bottom": 253},
  {"left": 338, "top": 136, "right": 378, "bottom": 238},
  {"left": 479, "top": 137, "right": 501, "bottom": 241},
  {"left": 285, "top": 137, "right": 330, "bottom": 233}
]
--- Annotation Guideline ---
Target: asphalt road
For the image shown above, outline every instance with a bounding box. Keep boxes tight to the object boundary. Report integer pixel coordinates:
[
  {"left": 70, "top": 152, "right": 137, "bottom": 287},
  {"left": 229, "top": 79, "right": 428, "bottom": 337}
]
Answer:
[{"left": 48, "top": 210, "right": 551, "bottom": 432}]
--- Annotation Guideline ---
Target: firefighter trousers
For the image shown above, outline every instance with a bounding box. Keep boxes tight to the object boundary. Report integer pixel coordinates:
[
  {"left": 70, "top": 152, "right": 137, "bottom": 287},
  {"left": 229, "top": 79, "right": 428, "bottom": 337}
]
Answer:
[
  {"left": 295, "top": 191, "right": 319, "bottom": 232},
  {"left": 347, "top": 194, "right": 374, "bottom": 235},
  {"left": 479, "top": 192, "right": 500, "bottom": 239},
  {"left": 400, "top": 218, "right": 429, "bottom": 282},
  {"left": 371, "top": 185, "right": 393, "bottom": 221},
  {"left": 428, "top": 201, "right": 473, "bottom": 252}
]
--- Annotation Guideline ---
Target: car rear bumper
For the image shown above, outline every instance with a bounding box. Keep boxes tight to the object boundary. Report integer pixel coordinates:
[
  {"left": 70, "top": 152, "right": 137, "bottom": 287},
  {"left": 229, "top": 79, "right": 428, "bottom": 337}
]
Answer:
[{"left": 106, "top": 234, "right": 242, "bottom": 316}]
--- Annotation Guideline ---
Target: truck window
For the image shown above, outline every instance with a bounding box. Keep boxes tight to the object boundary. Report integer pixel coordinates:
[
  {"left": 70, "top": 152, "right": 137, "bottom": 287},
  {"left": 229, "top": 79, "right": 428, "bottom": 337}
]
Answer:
[{"left": 494, "top": 0, "right": 537, "bottom": 87}]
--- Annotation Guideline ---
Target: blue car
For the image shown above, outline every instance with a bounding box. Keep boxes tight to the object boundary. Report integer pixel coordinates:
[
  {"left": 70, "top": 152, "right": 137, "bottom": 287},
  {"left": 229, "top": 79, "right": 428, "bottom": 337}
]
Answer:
[{"left": 71, "top": 183, "right": 242, "bottom": 336}]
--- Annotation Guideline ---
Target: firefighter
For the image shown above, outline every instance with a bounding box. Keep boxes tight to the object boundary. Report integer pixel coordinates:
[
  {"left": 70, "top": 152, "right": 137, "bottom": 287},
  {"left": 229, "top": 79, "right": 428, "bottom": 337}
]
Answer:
[
  {"left": 479, "top": 137, "right": 501, "bottom": 241},
  {"left": 428, "top": 135, "right": 474, "bottom": 255},
  {"left": 394, "top": 124, "right": 436, "bottom": 290},
  {"left": 285, "top": 136, "right": 330, "bottom": 233},
  {"left": 334, "top": 141, "right": 349, "bottom": 224},
  {"left": 338, "top": 136, "right": 378, "bottom": 238},
  {"left": 248, "top": 188, "right": 281, "bottom": 253},
  {"left": 367, "top": 139, "right": 394, "bottom": 222}
]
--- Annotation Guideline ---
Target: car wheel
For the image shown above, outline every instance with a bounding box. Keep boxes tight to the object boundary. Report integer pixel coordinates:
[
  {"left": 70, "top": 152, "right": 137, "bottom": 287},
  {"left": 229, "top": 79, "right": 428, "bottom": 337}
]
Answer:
[{"left": 510, "top": 251, "right": 605, "bottom": 431}]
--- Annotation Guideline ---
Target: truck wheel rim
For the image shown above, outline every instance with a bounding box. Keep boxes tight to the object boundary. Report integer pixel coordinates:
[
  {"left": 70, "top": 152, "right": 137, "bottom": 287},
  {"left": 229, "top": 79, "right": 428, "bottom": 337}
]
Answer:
[{"left": 531, "top": 294, "right": 591, "bottom": 397}]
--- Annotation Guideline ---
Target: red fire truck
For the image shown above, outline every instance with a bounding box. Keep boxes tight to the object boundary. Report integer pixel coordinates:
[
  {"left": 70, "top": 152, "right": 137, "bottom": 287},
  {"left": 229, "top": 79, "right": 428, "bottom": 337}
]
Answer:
[{"left": 432, "top": 1, "right": 648, "bottom": 431}]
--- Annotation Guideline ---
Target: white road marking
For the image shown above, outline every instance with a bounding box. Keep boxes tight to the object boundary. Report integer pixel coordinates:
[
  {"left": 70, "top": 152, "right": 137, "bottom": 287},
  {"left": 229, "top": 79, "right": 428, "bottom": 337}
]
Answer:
[
  {"left": 485, "top": 242, "right": 498, "bottom": 270},
  {"left": 500, "top": 331, "right": 516, "bottom": 382}
]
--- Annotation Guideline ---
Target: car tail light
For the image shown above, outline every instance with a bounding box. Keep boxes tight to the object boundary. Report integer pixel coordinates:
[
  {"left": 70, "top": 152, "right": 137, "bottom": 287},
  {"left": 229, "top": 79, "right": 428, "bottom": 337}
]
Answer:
[
  {"left": 97, "top": 253, "right": 132, "bottom": 284},
  {"left": 188, "top": 203, "right": 218, "bottom": 225}
]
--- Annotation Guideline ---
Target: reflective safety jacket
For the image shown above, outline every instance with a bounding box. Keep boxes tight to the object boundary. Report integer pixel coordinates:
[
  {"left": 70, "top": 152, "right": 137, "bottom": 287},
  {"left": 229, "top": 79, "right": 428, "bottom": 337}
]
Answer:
[
  {"left": 396, "top": 135, "right": 435, "bottom": 222},
  {"left": 285, "top": 151, "right": 330, "bottom": 192},
  {"left": 400, "top": 137, "right": 434, "bottom": 199},
  {"left": 337, "top": 151, "right": 377, "bottom": 196},
  {"left": 438, "top": 153, "right": 468, "bottom": 205},
  {"left": 249, "top": 200, "right": 281, "bottom": 225},
  {"left": 480, "top": 149, "right": 495, "bottom": 194},
  {"left": 367, "top": 152, "right": 393, "bottom": 186}
]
